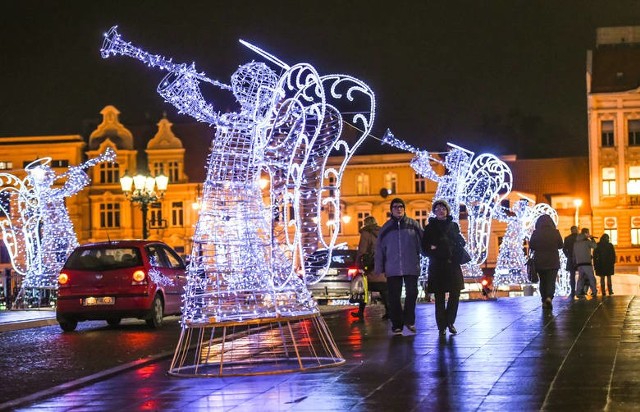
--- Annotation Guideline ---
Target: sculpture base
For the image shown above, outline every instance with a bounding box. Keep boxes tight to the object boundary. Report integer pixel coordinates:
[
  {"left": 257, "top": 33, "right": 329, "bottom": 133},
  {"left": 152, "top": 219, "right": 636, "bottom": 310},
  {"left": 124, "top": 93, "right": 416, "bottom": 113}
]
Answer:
[{"left": 168, "top": 312, "right": 344, "bottom": 377}]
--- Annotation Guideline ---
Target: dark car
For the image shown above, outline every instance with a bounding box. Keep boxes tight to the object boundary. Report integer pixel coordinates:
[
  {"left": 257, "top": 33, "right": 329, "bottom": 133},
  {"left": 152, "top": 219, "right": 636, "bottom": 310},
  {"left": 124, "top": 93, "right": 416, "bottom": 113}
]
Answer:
[
  {"left": 306, "top": 249, "right": 361, "bottom": 299},
  {"left": 56, "top": 240, "right": 187, "bottom": 332}
]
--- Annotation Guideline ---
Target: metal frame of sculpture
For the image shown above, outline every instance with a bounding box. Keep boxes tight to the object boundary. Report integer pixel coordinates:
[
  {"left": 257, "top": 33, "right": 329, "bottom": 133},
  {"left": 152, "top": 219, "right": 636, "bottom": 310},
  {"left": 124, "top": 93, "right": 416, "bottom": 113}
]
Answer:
[{"left": 101, "top": 26, "right": 375, "bottom": 376}]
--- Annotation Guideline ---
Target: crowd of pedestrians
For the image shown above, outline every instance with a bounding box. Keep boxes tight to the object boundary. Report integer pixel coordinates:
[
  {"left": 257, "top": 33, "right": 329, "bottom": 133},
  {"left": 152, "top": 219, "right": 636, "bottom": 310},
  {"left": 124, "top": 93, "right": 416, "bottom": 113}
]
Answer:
[{"left": 352, "top": 197, "right": 617, "bottom": 335}]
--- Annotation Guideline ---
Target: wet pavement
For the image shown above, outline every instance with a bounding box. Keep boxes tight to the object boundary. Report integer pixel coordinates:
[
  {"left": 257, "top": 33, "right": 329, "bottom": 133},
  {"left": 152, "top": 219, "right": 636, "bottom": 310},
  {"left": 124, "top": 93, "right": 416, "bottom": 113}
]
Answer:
[{"left": 3, "top": 295, "right": 640, "bottom": 411}]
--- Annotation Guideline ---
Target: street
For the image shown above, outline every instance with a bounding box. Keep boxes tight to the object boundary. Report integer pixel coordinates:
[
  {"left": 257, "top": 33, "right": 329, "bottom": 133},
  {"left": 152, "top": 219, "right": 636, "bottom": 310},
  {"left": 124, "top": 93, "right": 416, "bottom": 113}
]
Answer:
[{"left": 0, "top": 317, "right": 182, "bottom": 404}]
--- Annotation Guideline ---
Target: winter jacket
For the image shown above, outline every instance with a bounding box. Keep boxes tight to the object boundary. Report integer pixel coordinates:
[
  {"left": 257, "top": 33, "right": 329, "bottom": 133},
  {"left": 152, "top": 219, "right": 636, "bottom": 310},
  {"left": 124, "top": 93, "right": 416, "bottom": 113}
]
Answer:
[
  {"left": 356, "top": 223, "right": 380, "bottom": 275},
  {"left": 594, "top": 239, "right": 616, "bottom": 276},
  {"left": 422, "top": 215, "right": 465, "bottom": 293},
  {"left": 529, "top": 214, "right": 563, "bottom": 271},
  {"left": 573, "top": 234, "right": 596, "bottom": 267},
  {"left": 374, "top": 215, "right": 423, "bottom": 277},
  {"left": 562, "top": 233, "right": 578, "bottom": 271}
]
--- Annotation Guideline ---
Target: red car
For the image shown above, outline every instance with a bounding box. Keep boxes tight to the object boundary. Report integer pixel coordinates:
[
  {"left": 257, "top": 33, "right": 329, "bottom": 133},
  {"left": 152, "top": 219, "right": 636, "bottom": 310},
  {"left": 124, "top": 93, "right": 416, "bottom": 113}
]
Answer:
[{"left": 56, "top": 240, "right": 187, "bottom": 332}]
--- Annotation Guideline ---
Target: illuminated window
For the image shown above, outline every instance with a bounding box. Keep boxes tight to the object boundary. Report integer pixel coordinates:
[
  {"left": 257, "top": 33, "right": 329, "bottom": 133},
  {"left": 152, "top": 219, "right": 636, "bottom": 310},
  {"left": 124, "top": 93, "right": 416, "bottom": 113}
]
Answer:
[
  {"left": 150, "top": 202, "right": 163, "bottom": 228},
  {"left": 50, "top": 160, "right": 69, "bottom": 168},
  {"left": 414, "top": 173, "right": 427, "bottom": 193},
  {"left": 99, "top": 203, "right": 120, "bottom": 228},
  {"left": 601, "top": 120, "right": 614, "bottom": 147},
  {"left": 414, "top": 209, "right": 428, "bottom": 227},
  {"left": 604, "top": 216, "right": 618, "bottom": 245},
  {"left": 99, "top": 162, "right": 120, "bottom": 184},
  {"left": 171, "top": 202, "right": 184, "bottom": 227},
  {"left": 631, "top": 217, "right": 640, "bottom": 246},
  {"left": 356, "top": 173, "right": 370, "bottom": 195},
  {"left": 602, "top": 167, "right": 616, "bottom": 196},
  {"left": 384, "top": 173, "right": 397, "bottom": 195},
  {"left": 327, "top": 176, "right": 336, "bottom": 198},
  {"left": 629, "top": 119, "right": 640, "bottom": 146}
]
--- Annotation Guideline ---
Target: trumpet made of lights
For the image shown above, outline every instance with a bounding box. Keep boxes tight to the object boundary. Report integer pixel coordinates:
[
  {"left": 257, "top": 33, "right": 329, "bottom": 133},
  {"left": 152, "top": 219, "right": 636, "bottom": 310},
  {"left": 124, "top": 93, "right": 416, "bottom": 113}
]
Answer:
[
  {"left": 102, "top": 27, "right": 374, "bottom": 375},
  {"left": 383, "top": 131, "right": 512, "bottom": 277},
  {"left": 0, "top": 149, "right": 116, "bottom": 290}
]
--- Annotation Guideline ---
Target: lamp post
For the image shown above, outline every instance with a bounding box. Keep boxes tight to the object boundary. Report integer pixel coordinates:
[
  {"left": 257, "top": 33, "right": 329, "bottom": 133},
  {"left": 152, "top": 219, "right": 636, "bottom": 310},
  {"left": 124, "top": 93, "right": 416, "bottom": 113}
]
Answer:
[
  {"left": 573, "top": 198, "right": 582, "bottom": 227},
  {"left": 120, "top": 171, "right": 169, "bottom": 239}
]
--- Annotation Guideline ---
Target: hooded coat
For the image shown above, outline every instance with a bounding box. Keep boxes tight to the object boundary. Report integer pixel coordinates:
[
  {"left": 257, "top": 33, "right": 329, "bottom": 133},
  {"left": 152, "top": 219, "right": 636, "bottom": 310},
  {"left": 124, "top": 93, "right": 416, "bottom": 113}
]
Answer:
[
  {"left": 529, "top": 214, "right": 563, "bottom": 270},
  {"left": 594, "top": 235, "right": 616, "bottom": 277},
  {"left": 422, "top": 215, "right": 465, "bottom": 293}
]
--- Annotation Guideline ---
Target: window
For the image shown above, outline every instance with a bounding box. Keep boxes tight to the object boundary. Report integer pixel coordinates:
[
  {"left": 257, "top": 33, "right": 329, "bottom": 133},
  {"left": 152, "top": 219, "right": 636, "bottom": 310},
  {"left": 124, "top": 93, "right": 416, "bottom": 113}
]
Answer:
[
  {"left": 0, "top": 161, "right": 12, "bottom": 170},
  {"left": 51, "top": 160, "right": 69, "bottom": 168},
  {"left": 384, "top": 173, "right": 398, "bottom": 195},
  {"left": 414, "top": 173, "right": 427, "bottom": 193},
  {"left": 168, "top": 161, "right": 179, "bottom": 182},
  {"left": 632, "top": 216, "right": 640, "bottom": 246},
  {"left": 414, "top": 209, "right": 428, "bottom": 227},
  {"left": 99, "top": 203, "right": 120, "bottom": 228},
  {"left": 150, "top": 202, "right": 163, "bottom": 228},
  {"left": 356, "top": 173, "right": 370, "bottom": 195},
  {"left": 629, "top": 166, "right": 640, "bottom": 199},
  {"left": 99, "top": 162, "right": 120, "bottom": 184},
  {"left": 602, "top": 167, "right": 616, "bottom": 196},
  {"left": 153, "top": 162, "right": 164, "bottom": 176},
  {"left": 327, "top": 176, "right": 336, "bottom": 198},
  {"left": 629, "top": 119, "right": 640, "bottom": 146},
  {"left": 357, "top": 211, "right": 370, "bottom": 230},
  {"left": 604, "top": 217, "right": 618, "bottom": 245},
  {"left": 601, "top": 120, "right": 614, "bottom": 147},
  {"left": 171, "top": 202, "right": 184, "bottom": 227}
]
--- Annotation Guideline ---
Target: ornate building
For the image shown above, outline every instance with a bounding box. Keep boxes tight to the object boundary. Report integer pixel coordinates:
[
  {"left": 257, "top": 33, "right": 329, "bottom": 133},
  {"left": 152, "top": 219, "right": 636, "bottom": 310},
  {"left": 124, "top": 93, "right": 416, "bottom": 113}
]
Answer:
[{"left": 587, "top": 26, "right": 640, "bottom": 272}]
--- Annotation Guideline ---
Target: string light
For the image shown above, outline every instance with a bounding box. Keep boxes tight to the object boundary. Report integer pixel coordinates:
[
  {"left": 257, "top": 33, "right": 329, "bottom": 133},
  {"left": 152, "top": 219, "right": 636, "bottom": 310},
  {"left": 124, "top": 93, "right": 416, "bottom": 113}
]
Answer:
[
  {"left": 101, "top": 26, "right": 375, "bottom": 324},
  {"left": 0, "top": 148, "right": 116, "bottom": 290}
]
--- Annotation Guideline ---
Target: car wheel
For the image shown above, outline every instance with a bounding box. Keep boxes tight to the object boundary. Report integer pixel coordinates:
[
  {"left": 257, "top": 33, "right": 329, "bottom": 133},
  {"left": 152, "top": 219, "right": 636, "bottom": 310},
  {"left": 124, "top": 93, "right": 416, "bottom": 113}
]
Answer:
[
  {"left": 59, "top": 319, "right": 78, "bottom": 332},
  {"left": 106, "top": 318, "right": 122, "bottom": 327},
  {"left": 146, "top": 295, "right": 164, "bottom": 328}
]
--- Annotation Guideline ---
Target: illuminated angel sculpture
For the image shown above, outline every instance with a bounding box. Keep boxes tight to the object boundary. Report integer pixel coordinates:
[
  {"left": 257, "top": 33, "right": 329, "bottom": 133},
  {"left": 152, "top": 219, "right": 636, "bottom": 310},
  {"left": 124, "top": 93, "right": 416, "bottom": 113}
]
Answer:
[
  {"left": 382, "top": 131, "right": 512, "bottom": 277},
  {"left": 101, "top": 26, "right": 374, "bottom": 375},
  {"left": 0, "top": 149, "right": 115, "bottom": 290},
  {"left": 494, "top": 199, "right": 531, "bottom": 285},
  {"left": 522, "top": 203, "right": 570, "bottom": 296}
]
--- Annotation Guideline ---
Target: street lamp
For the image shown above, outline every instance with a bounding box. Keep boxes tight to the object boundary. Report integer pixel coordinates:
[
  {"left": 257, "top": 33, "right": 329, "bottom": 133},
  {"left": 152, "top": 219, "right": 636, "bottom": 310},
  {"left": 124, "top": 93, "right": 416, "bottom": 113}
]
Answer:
[
  {"left": 120, "top": 171, "right": 169, "bottom": 239},
  {"left": 573, "top": 198, "right": 582, "bottom": 227}
]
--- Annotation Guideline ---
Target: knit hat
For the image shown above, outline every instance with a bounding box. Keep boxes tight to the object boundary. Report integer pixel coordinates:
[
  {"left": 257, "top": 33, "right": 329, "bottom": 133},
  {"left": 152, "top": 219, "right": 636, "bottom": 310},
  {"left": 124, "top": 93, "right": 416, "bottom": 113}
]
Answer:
[
  {"left": 390, "top": 198, "right": 405, "bottom": 211},
  {"left": 432, "top": 199, "right": 451, "bottom": 214}
]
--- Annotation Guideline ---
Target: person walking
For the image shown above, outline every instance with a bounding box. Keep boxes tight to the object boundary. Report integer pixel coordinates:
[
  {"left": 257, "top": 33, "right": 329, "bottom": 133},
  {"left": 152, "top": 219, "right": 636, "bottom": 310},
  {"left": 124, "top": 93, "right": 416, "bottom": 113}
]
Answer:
[
  {"left": 562, "top": 225, "right": 579, "bottom": 299},
  {"left": 422, "top": 199, "right": 466, "bottom": 336},
  {"left": 352, "top": 216, "right": 388, "bottom": 320},
  {"left": 573, "top": 228, "right": 597, "bottom": 298},
  {"left": 529, "top": 214, "right": 563, "bottom": 310},
  {"left": 594, "top": 233, "right": 616, "bottom": 296},
  {"left": 374, "top": 198, "right": 423, "bottom": 336}
]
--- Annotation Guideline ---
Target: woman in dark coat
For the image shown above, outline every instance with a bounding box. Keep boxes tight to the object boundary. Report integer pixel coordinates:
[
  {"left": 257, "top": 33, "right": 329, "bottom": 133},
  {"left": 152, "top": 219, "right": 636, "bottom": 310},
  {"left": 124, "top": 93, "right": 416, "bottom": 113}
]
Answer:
[
  {"left": 528, "top": 214, "right": 563, "bottom": 310},
  {"left": 594, "top": 233, "right": 616, "bottom": 295},
  {"left": 422, "top": 199, "right": 465, "bottom": 336}
]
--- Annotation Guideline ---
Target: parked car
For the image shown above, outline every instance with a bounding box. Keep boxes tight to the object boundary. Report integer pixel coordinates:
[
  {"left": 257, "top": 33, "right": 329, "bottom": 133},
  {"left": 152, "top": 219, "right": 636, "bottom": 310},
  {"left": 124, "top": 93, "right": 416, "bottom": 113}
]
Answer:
[
  {"left": 56, "top": 240, "right": 187, "bottom": 332},
  {"left": 306, "top": 249, "right": 361, "bottom": 300}
]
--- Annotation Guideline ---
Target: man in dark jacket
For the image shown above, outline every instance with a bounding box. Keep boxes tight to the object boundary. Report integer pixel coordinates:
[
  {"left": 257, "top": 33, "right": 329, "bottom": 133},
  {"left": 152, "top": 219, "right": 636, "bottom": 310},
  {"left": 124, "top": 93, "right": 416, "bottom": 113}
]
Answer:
[
  {"left": 352, "top": 216, "right": 388, "bottom": 320},
  {"left": 374, "top": 198, "right": 423, "bottom": 336},
  {"left": 573, "top": 228, "right": 597, "bottom": 298},
  {"left": 562, "top": 225, "right": 579, "bottom": 299}
]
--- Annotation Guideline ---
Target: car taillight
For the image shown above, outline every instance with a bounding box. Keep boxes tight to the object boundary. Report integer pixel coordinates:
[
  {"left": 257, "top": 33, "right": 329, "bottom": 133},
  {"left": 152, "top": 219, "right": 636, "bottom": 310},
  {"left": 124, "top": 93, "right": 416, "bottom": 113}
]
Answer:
[
  {"left": 347, "top": 268, "right": 359, "bottom": 280},
  {"left": 132, "top": 270, "right": 147, "bottom": 285},
  {"left": 58, "top": 273, "right": 69, "bottom": 285}
]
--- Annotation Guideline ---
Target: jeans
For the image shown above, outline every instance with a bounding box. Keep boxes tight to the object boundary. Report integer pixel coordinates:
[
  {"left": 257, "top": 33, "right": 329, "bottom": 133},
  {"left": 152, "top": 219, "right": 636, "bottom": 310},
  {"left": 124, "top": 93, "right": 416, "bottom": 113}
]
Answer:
[
  {"left": 386, "top": 275, "right": 419, "bottom": 330},
  {"left": 576, "top": 265, "right": 597, "bottom": 296}
]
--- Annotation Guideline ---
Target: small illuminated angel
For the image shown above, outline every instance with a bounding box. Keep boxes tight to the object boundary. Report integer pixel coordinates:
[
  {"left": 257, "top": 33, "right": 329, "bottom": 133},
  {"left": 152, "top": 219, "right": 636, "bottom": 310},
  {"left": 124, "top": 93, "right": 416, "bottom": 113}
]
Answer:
[{"left": 494, "top": 199, "right": 531, "bottom": 285}]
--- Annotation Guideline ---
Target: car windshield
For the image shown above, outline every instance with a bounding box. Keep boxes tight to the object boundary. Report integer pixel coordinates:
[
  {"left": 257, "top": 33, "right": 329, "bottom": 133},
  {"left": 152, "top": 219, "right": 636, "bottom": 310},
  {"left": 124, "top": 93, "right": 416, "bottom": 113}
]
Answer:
[
  {"left": 329, "top": 252, "right": 356, "bottom": 267},
  {"left": 64, "top": 247, "right": 142, "bottom": 270}
]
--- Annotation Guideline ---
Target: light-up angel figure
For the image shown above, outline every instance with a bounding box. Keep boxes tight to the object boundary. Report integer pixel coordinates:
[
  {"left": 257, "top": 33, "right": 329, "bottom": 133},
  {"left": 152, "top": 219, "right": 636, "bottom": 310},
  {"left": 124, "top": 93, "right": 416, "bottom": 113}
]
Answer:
[
  {"left": 0, "top": 149, "right": 116, "bottom": 291},
  {"left": 494, "top": 199, "right": 531, "bottom": 285},
  {"left": 523, "top": 203, "right": 570, "bottom": 296},
  {"left": 382, "top": 132, "right": 512, "bottom": 277},
  {"left": 101, "top": 26, "right": 374, "bottom": 375}
]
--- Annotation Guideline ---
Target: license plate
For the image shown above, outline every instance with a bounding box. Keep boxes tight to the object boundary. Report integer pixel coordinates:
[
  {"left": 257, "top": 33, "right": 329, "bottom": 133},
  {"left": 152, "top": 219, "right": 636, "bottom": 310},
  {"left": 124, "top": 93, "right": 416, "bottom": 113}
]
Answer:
[
  {"left": 326, "top": 268, "right": 338, "bottom": 276},
  {"left": 83, "top": 296, "right": 115, "bottom": 306}
]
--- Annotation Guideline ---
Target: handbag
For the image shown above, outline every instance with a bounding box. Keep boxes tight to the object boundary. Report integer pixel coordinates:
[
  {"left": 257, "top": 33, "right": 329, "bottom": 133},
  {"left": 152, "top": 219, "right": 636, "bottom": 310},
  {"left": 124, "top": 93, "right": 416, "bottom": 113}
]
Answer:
[
  {"left": 456, "top": 246, "right": 472, "bottom": 265},
  {"left": 526, "top": 254, "right": 538, "bottom": 283}
]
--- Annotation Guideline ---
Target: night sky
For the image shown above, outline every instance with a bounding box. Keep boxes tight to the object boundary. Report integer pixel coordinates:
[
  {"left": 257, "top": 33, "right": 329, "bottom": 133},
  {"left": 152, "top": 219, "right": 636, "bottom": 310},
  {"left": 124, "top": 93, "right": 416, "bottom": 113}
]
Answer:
[{"left": 2, "top": 1, "right": 640, "bottom": 158}]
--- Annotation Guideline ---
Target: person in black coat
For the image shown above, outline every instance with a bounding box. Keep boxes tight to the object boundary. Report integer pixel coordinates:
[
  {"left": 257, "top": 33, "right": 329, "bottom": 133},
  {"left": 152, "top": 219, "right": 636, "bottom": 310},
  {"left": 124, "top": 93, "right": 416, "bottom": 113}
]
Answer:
[
  {"left": 422, "top": 199, "right": 465, "bottom": 336},
  {"left": 594, "top": 233, "right": 616, "bottom": 296},
  {"left": 528, "top": 214, "right": 563, "bottom": 310}
]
